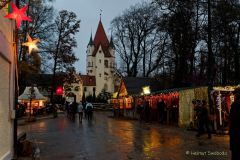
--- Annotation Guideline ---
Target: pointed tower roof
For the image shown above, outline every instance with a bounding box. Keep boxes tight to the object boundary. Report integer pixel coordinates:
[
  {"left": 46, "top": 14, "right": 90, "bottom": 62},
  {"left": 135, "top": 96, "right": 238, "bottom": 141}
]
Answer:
[
  {"left": 88, "top": 33, "right": 94, "bottom": 46},
  {"left": 93, "top": 20, "right": 110, "bottom": 47},
  {"left": 92, "top": 20, "right": 112, "bottom": 57},
  {"left": 109, "top": 35, "right": 115, "bottom": 49}
]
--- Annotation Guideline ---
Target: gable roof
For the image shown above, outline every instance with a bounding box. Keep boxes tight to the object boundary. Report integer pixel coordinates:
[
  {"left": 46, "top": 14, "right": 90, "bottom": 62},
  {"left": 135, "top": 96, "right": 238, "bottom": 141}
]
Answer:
[
  {"left": 80, "top": 75, "right": 96, "bottom": 86},
  {"left": 25, "top": 73, "right": 66, "bottom": 86},
  {"left": 92, "top": 20, "right": 112, "bottom": 57},
  {"left": 119, "top": 77, "right": 164, "bottom": 96}
]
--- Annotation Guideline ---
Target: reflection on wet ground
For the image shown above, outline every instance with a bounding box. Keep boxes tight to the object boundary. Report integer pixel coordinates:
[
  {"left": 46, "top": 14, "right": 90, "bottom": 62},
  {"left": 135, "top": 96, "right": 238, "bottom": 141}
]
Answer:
[{"left": 18, "top": 111, "right": 230, "bottom": 160}]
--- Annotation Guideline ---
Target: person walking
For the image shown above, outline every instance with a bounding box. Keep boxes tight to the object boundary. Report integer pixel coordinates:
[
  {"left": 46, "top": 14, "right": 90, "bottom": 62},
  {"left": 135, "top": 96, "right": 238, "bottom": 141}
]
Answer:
[
  {"left": 157, "top": 99, "right": 165, "bottom": 124},
  {"left": 86, "top": 102, "right": 93, "bottom": 121},
  {"left": 77, "top": 102, "right": 84, "bottom": 123},
  {"left": 137, "top": 99, "right": 144, "bottom": 123},
  {"left": 144, "top": 100, "right": 150, "bottom": 123},
  {"left": 71, "top": 102, "right": 76, "bottom": 121},
  {"left": 229, "top": 88, "right": 240, "bottom": 160},
  {"left": 195, "top": 100, "right": 211, "bottom": 139}
]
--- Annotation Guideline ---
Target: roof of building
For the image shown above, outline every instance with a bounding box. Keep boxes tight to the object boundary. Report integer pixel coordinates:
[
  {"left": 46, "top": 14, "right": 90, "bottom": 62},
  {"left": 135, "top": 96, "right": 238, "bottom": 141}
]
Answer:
[
  {"left": 93, "top": 20, "right": 109, "bottom": 47},
  {"left": 92, "top": 20, "right": 112, "bottom": 57},
  {"left": 88, "top": 33, "right": 94, "bottom": 46},
  {"left": 120, "top": 77, "right": 164, "bottom": 96},
  {"left": 18, "top": 86, "right": 47, "bottom": 101},
  {"left": 109, "top": 35, "right": 115, "bottom": 49},
  {"left": 25, "top": 73, "right": 66, "bottom": 86},
  {"left": 80, "top": 75, "right": 96, "bottom": 86}
]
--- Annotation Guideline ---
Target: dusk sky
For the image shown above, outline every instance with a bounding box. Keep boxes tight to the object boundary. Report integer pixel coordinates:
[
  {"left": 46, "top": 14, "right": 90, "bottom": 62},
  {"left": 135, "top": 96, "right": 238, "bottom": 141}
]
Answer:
[{"left": 53, "top": 0, "right": 146, "bottom": 74}]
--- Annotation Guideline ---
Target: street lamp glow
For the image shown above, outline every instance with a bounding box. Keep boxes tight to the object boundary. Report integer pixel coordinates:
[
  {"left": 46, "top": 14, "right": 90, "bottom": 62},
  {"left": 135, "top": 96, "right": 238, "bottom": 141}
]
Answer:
[{"left": 142, "top": 86, "right": 151, "bottom": 95}]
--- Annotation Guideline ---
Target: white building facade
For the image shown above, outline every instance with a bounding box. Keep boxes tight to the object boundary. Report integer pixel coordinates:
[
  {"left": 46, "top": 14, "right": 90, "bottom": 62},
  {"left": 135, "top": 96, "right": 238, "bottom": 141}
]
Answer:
[
  {"left": 63, "top": 73, "right": 83, "bottom": 103},
  {"left": 86, "top": 20, "right": 116, "bottom": 96},
  {"left": 0, "top": 5, "right": 16, "bottom": 160}
]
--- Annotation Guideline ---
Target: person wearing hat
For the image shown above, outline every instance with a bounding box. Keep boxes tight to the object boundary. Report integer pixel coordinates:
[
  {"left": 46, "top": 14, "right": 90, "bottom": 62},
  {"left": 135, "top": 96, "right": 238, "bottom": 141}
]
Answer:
[{"left": 229, "top": 87, "right": 240, "bottom": 160}]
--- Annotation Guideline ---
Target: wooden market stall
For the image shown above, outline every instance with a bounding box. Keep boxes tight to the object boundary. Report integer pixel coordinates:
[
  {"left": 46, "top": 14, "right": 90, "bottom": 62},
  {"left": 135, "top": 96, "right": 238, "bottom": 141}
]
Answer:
[
  {"left": 211, "top": 86, "right": 237, "bottom": 132},
  {"left": 18, "top": 86, "right": 48, "bottom": 115},
  {"left": 114, "top": 78, "right": 210, "bottom": 127},
  {"left": 113, "top": 77, "right": 164, "bottom": 118}
]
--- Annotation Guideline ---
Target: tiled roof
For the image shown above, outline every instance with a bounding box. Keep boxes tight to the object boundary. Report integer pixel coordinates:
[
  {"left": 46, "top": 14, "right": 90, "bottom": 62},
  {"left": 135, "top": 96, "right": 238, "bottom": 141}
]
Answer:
[
  {"left": 121, "top": 77, "right": 164, "bottom": 95},
  {"left": 92, "top": 20, "right": 112, "bottom": 57},
  {"left": 93, "top": 20, "right": 109, "bottom": 47},
  {"left": 25, "top": 73, "right": 66, "bottom": 86},
  {"left": 80, "top": 75, "right": 96, "bottom": 86}
]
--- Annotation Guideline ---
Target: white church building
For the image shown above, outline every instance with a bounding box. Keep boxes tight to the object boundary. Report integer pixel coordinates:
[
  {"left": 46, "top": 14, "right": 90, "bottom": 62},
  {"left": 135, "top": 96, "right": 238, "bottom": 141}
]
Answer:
[{"left": 85, "top": 19, "right": 116, "bottom": 96}]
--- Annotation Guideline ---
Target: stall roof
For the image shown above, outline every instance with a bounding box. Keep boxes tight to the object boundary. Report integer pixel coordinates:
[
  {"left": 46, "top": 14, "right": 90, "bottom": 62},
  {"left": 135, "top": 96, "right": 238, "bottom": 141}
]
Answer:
[
  {"left": 18, "top": 86, "right": 47, "bottom": 101},
  {"left": 213, "top": 86, "right": 236, "bottom": 92},
  {"left": 152, "top": 86, "right": 209, "bottom": 94},
  {"left": 119, "top": 77, "right": 163, "bottom": 96},
  {"left": 25, "top": 73, "right": 66, "bottom": 86}
]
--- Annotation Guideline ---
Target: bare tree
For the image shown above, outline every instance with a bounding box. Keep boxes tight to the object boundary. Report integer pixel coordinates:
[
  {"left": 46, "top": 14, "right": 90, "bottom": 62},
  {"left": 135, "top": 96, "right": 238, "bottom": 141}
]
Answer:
[
  {"left": 18, "top": 0, "right": 55, "bottom": 93},
  {"left": 49, "top": 10, "right": 80, "bottom": 103},
  {"left": 111, "top": 2, "right": 166, "bottom": 77}
]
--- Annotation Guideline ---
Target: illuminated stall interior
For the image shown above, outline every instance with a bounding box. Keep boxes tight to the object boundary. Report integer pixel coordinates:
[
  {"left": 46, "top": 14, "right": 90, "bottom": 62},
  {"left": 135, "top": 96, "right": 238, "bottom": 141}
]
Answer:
[
  {"left": 211, "top": 86, "right": 237, "bottom": 131},
  {"left": 18, "top": 86, "right": 47, "bottom": 113},
  {"left": 113, "top": 77, "right": 164, "bottom": 114}
]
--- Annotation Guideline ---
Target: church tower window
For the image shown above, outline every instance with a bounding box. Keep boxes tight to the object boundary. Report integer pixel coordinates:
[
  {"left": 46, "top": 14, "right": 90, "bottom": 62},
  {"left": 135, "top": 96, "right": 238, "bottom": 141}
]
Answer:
[{"left": 104, "top": 60, "right": 108, "bottom": 68}]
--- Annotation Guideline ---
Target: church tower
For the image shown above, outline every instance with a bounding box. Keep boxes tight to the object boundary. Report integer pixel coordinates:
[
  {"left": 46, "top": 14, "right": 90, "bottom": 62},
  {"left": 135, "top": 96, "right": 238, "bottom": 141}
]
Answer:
[{"left": 86, "top": 19, "right": 116, "bottom": 96}]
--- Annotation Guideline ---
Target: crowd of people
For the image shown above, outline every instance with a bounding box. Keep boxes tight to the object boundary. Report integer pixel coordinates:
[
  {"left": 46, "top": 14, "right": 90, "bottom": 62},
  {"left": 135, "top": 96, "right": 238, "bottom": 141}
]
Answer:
[
  {"left": 136, "top": 98, "right": 178, "bottom": 124},
  {"left": 65, "top": 101, "right": 94, "bottom": 123}
]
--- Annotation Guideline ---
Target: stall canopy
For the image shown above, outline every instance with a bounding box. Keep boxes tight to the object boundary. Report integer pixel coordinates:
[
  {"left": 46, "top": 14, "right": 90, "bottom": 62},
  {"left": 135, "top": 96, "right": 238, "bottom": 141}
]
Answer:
[{"left": 18, "top": 86, "right": 47, "bottom": 101}]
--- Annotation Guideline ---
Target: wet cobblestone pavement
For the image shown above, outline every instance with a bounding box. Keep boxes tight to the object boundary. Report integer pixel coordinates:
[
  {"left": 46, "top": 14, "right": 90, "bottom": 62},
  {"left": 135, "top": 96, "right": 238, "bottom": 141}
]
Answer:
[{"left": 18, "top": 111, "right": 230, "bottom": 160}]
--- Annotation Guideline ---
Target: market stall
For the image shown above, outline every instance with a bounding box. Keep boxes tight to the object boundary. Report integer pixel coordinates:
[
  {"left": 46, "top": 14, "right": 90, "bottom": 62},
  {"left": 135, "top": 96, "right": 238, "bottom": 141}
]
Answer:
[
  {"left": 112, "top": 77, "right": 163, "bottom": 118},
  {"left": 211, "top": 86, "right": 236, "bottom": 132},
  {"left": 18, "top": 86, "right": 48, "bottom": 115},
  {"left": 113, "top": 77, "right": 210, "bottom": 127},
  {"left": 143, "top": 92, "right": 180, "bottom": 124}
]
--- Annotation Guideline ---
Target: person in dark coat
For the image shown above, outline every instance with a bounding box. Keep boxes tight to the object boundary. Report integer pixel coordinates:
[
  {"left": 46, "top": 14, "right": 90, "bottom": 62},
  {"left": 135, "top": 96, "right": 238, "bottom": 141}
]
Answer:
[
  {"left": 137, "top": 99, "right": 144, "bottom": 122},
  {"left": 144, "top": 100, "right": 150, "bottom": 122},
  {"left": 196, "top": 100, "right": 211, "bottom": 139},
  {"left": 229, "top": 87, "right": 240, "bottom": 160},
  {"left": 157, "top": 99, "right": 165, "bottom": 124}
]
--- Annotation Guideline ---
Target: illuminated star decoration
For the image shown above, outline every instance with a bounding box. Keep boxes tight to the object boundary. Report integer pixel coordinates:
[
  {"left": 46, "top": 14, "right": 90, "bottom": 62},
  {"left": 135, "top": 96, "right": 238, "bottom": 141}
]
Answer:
[
  {"left": 22, "top": 35, "right": 40, "bottom": 54},
  {"left": 4, "top": 2, "right": 32, "bottom": 29}
]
